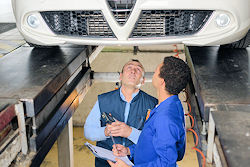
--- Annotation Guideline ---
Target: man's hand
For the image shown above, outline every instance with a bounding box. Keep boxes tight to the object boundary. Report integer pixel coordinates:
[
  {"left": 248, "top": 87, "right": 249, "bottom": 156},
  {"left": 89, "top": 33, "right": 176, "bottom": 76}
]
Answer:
[
  {"left": 104, "top": 124, "right": 111, "bottom": 137},
  {"left": 108, "top": 121, "right": 132, "bottom": 138},
  {"left": 112, "top": 144, "right": 130, "bottom": 157},
  {"left": 107, "top": 158, "right": 131, "bottom": 167}
]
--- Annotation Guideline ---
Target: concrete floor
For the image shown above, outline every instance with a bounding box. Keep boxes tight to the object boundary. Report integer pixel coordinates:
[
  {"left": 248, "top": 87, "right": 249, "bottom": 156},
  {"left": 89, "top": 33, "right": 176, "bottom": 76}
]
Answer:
[{"left": 41, "top": 45, "right": 199, "bottom": 167}]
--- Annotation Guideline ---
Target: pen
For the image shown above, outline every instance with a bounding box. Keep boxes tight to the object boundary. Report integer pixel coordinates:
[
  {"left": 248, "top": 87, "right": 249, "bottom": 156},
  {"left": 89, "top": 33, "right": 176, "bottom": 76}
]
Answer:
[{"left": 110, "top": 133, "right": 118, "bottom": 151}]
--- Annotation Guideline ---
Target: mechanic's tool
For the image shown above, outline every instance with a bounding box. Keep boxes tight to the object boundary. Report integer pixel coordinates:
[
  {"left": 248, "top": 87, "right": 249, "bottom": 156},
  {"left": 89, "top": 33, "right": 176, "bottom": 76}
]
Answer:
[
  {"left": 102, "top": 112, "right": 117, "bottom": 150},
  {"left": 102, "top": 112, "right": 116, "bottom": 124}
]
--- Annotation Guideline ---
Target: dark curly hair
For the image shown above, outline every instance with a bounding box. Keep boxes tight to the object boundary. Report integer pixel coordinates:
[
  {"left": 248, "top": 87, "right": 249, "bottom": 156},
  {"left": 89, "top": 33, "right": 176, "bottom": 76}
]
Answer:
[{"left": 159, "top": 56, "right": 191, "bottom": 95}]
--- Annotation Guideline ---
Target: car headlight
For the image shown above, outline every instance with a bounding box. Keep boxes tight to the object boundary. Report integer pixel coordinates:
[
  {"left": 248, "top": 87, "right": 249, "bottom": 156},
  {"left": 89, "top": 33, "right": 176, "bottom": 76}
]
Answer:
[
  {"left": 215, "top": 14, "right": 230, "bottom": 27},
  {"left": 27, "top": 15, "right": 40, "bottom": 28}
]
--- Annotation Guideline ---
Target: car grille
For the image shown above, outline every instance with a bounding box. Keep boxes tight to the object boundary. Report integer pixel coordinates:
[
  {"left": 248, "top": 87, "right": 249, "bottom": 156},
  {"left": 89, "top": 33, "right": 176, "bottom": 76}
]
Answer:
[
  {"left": 130, "top": 10, "right": 213, "bottom": 38},
  {"left": 107, "top": 0, "right": 136, "bottom": 25},
  {"left": 40, "top": 11, "right": 115, "bottom": 38}
]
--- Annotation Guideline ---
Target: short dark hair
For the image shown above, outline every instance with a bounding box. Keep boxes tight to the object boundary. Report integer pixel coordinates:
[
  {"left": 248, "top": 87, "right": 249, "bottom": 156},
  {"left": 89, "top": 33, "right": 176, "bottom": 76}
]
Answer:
[{"left": 159, "top": 56, "right": 191, "bottom": 94}]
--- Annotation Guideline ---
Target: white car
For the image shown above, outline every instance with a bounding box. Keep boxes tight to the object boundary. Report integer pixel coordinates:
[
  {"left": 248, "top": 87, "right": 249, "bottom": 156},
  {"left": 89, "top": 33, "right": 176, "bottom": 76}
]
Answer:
[{"left": 12, "top": 0, "right": 250, "bottom": 48}]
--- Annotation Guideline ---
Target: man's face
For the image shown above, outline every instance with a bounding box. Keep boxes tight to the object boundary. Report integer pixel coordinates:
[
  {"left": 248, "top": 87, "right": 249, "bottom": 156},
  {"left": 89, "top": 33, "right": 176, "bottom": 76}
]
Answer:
[
  {"left": 152, "top": 63, "right": 163, "bottom": 89},
  {"left": 120, "top": 61, "right": 144, "bottom": 88}
]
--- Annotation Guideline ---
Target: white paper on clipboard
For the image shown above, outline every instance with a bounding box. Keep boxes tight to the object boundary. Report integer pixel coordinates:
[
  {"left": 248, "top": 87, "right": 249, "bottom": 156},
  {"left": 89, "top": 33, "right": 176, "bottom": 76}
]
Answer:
[{"left": 85, "top": 142, "right": 134, "bottom": 166}]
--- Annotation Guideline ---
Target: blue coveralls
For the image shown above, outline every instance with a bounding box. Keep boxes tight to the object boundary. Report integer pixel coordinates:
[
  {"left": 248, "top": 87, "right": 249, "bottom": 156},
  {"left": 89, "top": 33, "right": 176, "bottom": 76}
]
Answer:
[{"left": 129, "top": 95, "right": 186, "bottom": 167}]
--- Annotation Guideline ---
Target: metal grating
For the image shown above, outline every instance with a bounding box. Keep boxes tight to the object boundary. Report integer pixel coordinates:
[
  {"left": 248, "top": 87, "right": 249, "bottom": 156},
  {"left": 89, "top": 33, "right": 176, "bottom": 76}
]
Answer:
[
  {"left": 40, "top": 11, "right": 115, "bottom": 38},
  {"left": 130, "top": 10, "right": 213, "bottom": 38},
  {"left": 107, "top": 0, "right": 136, "bottom": 25}
]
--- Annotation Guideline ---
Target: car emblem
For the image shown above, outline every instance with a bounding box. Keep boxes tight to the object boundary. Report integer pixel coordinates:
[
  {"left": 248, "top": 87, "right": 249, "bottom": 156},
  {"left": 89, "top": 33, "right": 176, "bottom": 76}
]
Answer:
[{"left": 107, "top": 0, "right": 137, "bottom": 25}]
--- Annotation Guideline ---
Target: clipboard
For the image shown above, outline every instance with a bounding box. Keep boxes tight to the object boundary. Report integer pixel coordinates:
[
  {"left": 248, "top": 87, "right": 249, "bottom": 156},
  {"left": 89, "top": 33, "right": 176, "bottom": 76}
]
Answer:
[{"left": 85, "top": 142, "right": 134, "bottom": 166}]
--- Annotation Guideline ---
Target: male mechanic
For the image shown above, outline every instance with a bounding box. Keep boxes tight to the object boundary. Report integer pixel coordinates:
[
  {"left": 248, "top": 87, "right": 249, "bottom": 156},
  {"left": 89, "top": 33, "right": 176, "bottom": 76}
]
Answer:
[
  {"left": 108, "top": 56, "right": 191, "bottom": 167},
  {"left": 84, "top": 59, "right": 158, "bottom": 167}
]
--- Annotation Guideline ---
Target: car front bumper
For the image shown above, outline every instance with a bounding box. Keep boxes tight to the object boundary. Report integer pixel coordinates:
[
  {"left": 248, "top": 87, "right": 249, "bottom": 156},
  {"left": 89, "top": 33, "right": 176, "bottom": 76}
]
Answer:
[{"left": 12, "top": 0, "right": 250, "bottom": 46}]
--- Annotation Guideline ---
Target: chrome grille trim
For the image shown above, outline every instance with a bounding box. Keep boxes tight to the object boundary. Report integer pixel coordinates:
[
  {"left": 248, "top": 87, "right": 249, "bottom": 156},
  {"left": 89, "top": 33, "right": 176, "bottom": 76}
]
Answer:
[
  {"left": 107, "top": 0, "right": 136, "bottom": 25},
  {"left": 40, "top": 11, "right": 115, "bottom": 38},
  {"left": 130, "top": 10, "right": 213, "bottom": 38}
]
